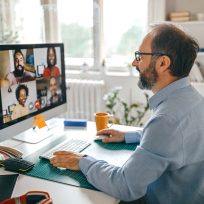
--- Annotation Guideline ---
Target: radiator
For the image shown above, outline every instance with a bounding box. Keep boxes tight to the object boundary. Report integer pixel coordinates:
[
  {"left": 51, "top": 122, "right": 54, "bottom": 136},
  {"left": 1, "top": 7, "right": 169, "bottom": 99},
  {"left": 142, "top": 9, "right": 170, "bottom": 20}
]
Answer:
[{"left": 66, "top": 79, "right": 106, "bottom": 121}]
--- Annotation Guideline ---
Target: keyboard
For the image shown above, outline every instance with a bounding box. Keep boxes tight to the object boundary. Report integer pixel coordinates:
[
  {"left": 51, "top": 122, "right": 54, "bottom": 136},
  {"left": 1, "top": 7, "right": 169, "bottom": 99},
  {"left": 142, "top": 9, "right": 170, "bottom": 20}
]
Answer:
[{"left": 39, "top": 139, "right": 91, "bottom": 160}]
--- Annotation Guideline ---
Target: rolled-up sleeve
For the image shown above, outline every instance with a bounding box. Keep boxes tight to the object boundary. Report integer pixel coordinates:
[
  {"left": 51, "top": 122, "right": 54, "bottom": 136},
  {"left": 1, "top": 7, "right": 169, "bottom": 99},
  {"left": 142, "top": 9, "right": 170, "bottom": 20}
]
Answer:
[
  {"left": 79, "top": 146, "right": 170, "bottom": 201},
  {"left": 79, "top": 115, "right": 183, "bottom": 201},
  {"left": 125, "top": 130, "right": 142, "bottom": 144}
]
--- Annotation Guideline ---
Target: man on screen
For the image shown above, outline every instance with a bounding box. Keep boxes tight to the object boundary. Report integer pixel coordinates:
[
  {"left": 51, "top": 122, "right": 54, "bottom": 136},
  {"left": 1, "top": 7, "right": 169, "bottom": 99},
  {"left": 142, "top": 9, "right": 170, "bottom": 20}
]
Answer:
[
  {"left": 5, "top": 49, "right": 35, "bottom": 86},
  {"left": 49, "top": 77, "right": 61, "bottom": 105}
]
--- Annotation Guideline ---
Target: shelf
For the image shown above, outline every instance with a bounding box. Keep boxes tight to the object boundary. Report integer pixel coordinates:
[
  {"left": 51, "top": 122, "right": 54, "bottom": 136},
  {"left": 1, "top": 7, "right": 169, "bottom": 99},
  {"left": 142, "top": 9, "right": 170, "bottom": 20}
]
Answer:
[
  {"left": 169, "top": 21, "right": 204, "bottom": 25},
  {"left": 191, "top": 81, "right": 204, "bottom": 86}
]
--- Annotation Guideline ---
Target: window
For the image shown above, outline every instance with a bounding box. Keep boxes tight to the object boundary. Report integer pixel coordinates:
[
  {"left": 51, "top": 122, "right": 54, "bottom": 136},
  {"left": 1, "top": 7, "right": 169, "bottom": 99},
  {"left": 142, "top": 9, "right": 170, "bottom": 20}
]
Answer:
[
  {"left": 103, "top": 0, "right": 148, "bottom": 68},
  {"left": 58, "top": 0, "right": 93, "bottom": 66},
  {"left": 1, "top": 0, "right": 148, "bottom": 72},
  {"left": 58, "top": 0, "right": 148, "bottom": 70}
]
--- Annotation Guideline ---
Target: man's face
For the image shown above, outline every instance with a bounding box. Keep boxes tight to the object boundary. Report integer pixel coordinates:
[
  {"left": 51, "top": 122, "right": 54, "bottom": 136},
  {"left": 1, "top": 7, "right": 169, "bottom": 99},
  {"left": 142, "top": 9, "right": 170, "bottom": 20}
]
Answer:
[
  {"left": 132, "top": 34, "right": 158, "bottom": 90},
  {"left": 48, "top": 48, "right": 55, "bottom": 66},
  {"left": 50, "top": 77, "right": 57, "bottom": 96},
  {"left": 137, "top": 57, "right": 158, "bottom": 90},
  {"left": 18, "top": 89, "right": 27, "bottom": 106},
  {"left": 14, "top": 52, "right": 24, "bottom": 76}
]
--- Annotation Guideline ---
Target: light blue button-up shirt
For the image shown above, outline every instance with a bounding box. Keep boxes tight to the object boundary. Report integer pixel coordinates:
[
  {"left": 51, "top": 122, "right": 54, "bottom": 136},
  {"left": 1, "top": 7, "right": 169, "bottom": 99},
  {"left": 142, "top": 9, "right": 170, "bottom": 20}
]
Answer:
[{"left": 79, "top": 77, "right": 204, "bottom": 204}]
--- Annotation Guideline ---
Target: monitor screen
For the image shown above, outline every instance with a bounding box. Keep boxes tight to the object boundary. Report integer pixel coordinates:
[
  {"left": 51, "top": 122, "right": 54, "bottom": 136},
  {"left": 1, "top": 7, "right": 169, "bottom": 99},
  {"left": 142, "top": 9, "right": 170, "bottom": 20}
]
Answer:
[{"left": 0, "top": 43, "right": 67, "bottom": 142}]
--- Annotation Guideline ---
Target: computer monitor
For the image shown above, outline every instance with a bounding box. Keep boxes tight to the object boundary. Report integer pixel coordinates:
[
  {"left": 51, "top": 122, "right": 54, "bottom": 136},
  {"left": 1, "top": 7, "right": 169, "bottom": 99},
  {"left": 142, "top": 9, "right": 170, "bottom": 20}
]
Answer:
[{"left": 0, "top": 43, "right": 67, "bottom": 143}]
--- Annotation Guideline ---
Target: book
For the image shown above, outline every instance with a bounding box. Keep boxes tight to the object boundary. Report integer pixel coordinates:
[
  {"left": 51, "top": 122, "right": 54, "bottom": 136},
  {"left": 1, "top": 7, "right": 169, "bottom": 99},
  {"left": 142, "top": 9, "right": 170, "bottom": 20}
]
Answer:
[
  {"left": 170, "top": 11, "right": 190, "bottom": 18},
  {"left": 170, "top": 16, "right": 191, "bottom": 22}
]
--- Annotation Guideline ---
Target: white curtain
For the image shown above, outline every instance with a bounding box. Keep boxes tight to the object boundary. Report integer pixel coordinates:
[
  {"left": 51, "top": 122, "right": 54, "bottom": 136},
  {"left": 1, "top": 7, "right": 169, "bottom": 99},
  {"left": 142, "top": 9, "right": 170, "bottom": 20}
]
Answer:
[
  {"left": 147, "top": 0, "right": 166, "bottom": 27},
  {"left": 41, "top": 0, "right": 60, "bottom": 42},
  {"left": 0, "top": 0, "right": 15, "bottom": 39}
]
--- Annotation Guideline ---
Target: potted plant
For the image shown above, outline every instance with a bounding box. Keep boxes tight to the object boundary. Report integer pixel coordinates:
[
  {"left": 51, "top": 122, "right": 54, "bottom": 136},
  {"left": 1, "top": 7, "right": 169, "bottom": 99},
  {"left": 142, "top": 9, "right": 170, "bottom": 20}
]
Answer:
[{"left": 103, "top": 87, "right": 149, "bottom": 127}]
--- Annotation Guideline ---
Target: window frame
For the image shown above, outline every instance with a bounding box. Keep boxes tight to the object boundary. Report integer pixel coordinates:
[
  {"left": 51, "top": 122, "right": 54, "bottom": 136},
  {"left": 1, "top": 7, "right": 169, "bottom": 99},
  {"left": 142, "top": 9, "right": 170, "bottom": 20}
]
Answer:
[
  {"left": 58, "top": 0, "right": 148, "bottom": 74},
  {"left": 0, "top": 0, "right": 149, "bottom": 76}
]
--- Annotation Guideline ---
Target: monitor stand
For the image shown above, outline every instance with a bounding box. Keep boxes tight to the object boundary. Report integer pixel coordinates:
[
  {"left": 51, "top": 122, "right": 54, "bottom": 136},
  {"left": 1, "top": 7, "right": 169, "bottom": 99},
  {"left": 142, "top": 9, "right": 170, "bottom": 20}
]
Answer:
[{"left": 13, "top": 118, "right": 61, "bottom": 144}]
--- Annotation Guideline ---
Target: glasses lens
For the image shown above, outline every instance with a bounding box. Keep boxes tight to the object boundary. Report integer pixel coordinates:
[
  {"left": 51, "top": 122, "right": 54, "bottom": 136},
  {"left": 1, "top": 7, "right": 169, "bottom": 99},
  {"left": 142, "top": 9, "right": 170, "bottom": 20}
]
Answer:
[{"left": 135, "top": 52, "right": 141, "bottom": 61}]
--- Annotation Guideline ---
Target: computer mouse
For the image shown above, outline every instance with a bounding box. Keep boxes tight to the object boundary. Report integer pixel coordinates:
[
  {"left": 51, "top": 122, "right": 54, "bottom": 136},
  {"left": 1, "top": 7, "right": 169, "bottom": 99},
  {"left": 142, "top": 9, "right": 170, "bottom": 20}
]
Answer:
[{"left": 3, "top": 157, "right": 34, "bottom": 173}]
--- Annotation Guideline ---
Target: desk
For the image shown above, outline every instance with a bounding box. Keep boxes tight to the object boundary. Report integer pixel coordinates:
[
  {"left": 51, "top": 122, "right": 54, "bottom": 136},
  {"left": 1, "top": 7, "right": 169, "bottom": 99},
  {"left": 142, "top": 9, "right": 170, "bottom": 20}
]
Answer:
[{"left": 0, "top": 119, "right": 137, "bottom": 204}]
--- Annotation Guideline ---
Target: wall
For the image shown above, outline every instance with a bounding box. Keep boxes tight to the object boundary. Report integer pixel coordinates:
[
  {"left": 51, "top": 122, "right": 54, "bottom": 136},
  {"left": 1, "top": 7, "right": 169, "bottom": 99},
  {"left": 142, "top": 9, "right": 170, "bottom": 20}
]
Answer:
[
  {"left": 66, "top": 69, "right": 153, "bottom": 125},
  {"left": 166, "top": 0, "right": 204, "bottom": 19},
  {"left": 67, "top": 71, "right": 151, "bottom": 105},
  {"left": 104, "top": 74, "right": 151, "bottom": 105}
]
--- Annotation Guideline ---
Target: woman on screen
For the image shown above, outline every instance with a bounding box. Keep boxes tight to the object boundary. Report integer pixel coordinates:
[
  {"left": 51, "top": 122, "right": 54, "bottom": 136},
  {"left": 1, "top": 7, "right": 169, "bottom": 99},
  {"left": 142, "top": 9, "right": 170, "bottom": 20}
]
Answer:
[
  {"left": 43, "top": 47, "right": 60, "bottom": 78},
  {"left": 11, "top": 84, "right": 29, "bottom": 120}
]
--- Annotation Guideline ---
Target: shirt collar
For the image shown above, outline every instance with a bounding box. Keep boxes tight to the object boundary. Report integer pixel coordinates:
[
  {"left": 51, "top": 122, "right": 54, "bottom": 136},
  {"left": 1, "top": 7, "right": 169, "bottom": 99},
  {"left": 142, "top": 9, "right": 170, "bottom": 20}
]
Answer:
[{"left": 148, "top": 77, "right": 190, "bottom": 110}]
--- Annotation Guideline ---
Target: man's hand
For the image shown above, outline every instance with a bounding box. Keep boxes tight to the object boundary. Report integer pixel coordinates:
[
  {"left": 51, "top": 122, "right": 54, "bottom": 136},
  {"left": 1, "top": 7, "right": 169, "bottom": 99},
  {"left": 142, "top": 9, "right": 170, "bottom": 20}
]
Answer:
[
  {"left": 96, "top": 129, "right": 125, "bottom": 143},
  {"left": 50, "top": 151, "right": 83, "bottom": 171}
]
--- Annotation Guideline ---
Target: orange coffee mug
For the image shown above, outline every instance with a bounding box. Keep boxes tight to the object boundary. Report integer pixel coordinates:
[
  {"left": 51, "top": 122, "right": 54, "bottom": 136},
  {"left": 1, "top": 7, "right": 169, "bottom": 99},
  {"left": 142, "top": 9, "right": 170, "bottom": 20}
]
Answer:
[{"left": 95, "top": 112, "right": 114, "bottom": 131}]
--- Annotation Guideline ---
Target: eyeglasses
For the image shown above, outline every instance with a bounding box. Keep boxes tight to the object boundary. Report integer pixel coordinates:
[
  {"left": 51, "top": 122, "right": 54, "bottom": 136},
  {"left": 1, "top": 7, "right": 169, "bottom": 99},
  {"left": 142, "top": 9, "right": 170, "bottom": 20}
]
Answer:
[{"left": 134, "top": 51, "right": 167, "bottom": 61}]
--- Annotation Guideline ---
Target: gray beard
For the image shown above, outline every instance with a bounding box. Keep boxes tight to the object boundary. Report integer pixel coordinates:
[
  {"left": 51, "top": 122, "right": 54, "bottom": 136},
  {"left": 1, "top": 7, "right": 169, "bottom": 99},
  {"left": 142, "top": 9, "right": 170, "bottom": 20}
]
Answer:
[
  {"left": 14, "top": 66, "right": 24, "bottom": 77},
  {"left": 138, "top": 78, "right": 147, "bottom": 90},
  {"left": 137, "top": 75, "right": 153, "bottom": 90},
  {"left": 137, "top": 59, "right": 158, "bottom": 90}
]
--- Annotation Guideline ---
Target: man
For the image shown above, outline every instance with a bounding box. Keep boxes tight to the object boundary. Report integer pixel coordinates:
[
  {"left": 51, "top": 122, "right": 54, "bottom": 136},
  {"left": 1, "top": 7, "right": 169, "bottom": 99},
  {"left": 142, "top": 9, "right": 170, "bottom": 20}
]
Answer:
[
  {"left": 49, "top": 77, "right": 61, "bottom": 105},
  {"left": 5, "top": 49, "right": 35, "bottom": 86},
  {"left": 50, "top": 23, "right": 204, "bottom": 204}
]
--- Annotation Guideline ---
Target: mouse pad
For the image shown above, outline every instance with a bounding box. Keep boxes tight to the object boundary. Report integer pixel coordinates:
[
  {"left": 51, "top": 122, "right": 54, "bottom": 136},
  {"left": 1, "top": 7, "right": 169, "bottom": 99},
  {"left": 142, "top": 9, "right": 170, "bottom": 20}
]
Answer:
[{"left": 24, "top": 141, "right": 137, "bottom": 190}]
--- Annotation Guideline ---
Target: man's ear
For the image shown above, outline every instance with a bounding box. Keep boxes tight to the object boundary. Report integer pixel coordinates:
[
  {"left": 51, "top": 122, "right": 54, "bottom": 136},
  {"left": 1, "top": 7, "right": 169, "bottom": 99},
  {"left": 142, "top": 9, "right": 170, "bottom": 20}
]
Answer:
[{"left": 156, "top": 56, "right": 171, "bottom": 73}]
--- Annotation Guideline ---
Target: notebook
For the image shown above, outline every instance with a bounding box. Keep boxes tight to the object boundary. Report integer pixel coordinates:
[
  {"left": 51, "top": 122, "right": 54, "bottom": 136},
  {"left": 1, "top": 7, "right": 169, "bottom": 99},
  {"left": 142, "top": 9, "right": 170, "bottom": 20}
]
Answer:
[{"left": 0, "top": 174, "right": 19, "bottom": 202}]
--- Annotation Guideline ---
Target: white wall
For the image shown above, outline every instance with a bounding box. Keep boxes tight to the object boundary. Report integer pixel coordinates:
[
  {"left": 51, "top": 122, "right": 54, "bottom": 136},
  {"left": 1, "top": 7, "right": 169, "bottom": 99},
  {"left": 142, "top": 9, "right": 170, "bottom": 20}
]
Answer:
[
  {"left": 166, "top": 0, "right": 204, "bottom": 19},
  {"left": 104, "top": 74, "right": 151, "bottom": 105},
  {"left": 66, "top": 71, "right": 152, "bottom": 124}
]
